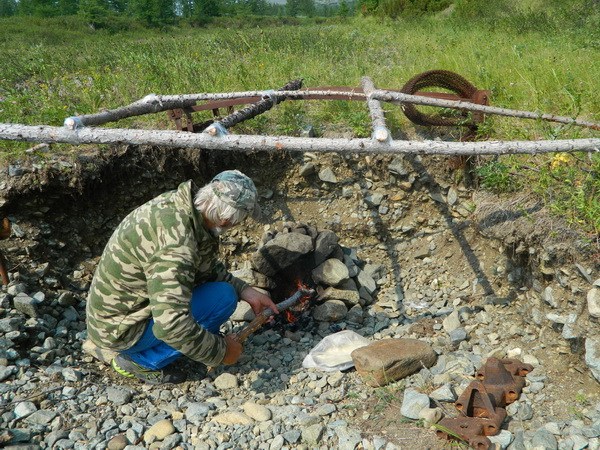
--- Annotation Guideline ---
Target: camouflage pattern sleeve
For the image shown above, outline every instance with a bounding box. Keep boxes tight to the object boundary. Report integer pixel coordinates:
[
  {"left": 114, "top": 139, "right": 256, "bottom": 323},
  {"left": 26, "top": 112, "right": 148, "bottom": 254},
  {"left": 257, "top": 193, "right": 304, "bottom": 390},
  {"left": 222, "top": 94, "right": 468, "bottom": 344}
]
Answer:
[
  {"left": 211, "top": 261, "right": 249, "bottom": 295},
  {"left": 145, "top": 225, "right": 226, "bottom": 367}
]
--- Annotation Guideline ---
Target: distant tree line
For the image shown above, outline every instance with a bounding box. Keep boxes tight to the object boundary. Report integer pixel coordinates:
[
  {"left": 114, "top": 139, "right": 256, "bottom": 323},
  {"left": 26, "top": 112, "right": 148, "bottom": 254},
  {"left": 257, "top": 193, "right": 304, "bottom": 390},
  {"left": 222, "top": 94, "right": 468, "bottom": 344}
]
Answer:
[{"left": 0, "top": 0, "right": 356, "bottom": 27}]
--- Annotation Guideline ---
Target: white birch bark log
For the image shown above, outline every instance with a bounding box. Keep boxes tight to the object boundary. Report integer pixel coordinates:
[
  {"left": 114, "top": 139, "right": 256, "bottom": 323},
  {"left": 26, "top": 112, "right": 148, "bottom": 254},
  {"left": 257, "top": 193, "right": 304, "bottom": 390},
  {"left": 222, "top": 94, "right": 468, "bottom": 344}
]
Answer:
[
  {"left": 361, "top": 77, "right": 390, "bottom": 142},
  {"left": 65, "top": 89, "right": 600, "bottom": 131},
  {"left": 1, "top": 123, "right": 599, "bottom": 155}
]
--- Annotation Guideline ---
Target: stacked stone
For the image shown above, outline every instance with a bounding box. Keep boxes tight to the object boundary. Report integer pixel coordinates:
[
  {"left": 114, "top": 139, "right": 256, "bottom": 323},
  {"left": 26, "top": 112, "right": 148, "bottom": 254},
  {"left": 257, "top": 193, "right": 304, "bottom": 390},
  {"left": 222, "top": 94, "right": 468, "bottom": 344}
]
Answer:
[{"left": 235, "top": 222, "right": 381, "bottom": 326}]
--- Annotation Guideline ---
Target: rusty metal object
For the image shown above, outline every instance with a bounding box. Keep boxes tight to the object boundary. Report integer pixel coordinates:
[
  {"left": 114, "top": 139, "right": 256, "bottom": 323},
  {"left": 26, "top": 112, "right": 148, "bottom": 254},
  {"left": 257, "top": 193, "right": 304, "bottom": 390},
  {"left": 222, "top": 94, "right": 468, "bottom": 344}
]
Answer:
[
  {"left": 400, "top": 70, "right": 490, "bottom": 132},
  {"left": 436, "top": 357, "right": 531, "bottom": 449},
  {"left": 166, "top": 71, "right": 490, "bottom": 135},
  {"left": 0, "top": 217, "right": 11, "bottom": 286}
]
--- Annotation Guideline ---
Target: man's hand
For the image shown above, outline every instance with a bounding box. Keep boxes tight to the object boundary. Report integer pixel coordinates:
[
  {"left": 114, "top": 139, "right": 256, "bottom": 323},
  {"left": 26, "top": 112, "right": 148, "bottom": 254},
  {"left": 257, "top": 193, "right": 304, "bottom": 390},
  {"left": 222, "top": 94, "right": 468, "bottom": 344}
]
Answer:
[
  {"left": 222, "top": 334, "right": 243, "bottom": 365},
  {"left": 240, "top": 286, "right": 279, "bottom": 316}
]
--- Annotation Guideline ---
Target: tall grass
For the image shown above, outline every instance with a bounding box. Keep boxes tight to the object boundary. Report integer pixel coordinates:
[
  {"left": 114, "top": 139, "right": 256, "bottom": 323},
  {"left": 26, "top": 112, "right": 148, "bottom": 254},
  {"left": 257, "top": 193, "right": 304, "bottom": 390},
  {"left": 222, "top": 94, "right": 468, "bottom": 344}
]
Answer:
[{"left": 0, "top": 8, "right": 598, "bottom": 236}]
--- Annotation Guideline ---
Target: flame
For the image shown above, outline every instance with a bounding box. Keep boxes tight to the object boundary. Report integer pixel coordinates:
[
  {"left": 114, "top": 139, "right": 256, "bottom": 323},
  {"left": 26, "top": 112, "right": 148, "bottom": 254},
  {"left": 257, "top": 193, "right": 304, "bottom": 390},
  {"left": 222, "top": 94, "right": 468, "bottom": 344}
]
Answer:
[
  {"left": 280, "top": 279, "right": 315, "bottom": 324},
  {"left": 284, "top": 310, "right": 297, "bottom": 323}
]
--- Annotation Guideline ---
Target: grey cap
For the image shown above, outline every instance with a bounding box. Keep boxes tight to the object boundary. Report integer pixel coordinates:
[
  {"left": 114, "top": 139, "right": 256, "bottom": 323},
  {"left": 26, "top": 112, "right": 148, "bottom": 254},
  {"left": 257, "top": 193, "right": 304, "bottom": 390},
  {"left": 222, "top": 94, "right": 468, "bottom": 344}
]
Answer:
[{"left": 211, "top": 170, "right": 261, "bottom": 220}]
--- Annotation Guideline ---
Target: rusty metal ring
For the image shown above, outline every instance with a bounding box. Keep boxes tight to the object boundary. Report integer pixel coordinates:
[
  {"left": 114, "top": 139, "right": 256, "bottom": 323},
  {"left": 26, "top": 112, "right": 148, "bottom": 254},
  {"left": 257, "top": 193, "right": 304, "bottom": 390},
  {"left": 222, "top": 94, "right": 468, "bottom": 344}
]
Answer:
[{"left": 400, "top": 70, "right": 479, "bottom": 128}]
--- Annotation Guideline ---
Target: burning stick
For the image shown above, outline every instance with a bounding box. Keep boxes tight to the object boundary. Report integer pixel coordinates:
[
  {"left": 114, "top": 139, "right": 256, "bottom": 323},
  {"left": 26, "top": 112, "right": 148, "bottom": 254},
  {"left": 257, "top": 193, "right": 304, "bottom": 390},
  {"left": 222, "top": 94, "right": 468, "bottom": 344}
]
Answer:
[{"left": 235, "top": 287, "right": 316, "bottom": 343}]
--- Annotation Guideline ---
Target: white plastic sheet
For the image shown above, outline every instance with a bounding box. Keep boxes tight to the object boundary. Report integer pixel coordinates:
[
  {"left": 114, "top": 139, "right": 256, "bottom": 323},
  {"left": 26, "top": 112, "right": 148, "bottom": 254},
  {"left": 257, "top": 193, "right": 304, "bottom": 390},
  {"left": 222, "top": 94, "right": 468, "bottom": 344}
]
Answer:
[{"left": 302, "top": 330, "right": 371, "bottom": 372}]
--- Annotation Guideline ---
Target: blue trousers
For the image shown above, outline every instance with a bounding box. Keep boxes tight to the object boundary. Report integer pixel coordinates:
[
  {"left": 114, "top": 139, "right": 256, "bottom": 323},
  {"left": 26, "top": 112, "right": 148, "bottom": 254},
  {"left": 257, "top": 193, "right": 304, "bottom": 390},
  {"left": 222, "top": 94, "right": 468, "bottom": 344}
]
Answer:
[{"left": 121, "top": 282, "right": 237, "bottom": 370}]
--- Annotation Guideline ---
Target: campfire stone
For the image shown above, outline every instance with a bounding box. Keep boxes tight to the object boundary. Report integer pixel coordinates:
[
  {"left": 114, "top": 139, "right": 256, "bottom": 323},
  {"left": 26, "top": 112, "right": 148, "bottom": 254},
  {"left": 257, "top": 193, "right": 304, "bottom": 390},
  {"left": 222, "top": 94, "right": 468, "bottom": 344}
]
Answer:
[
  {"left": 319, "top": 287, "right": 360, "bottom": 306},
  {"left": 351, "top": 338, "right": 438, "bottom": 387},
  {"left": 346, "top": 305, "right": 364, "bottom": 324},
  {"left": 252, "top": 233, "right": 313, "bottom": 276},
  {"left": 312, "top": 300, "right": 348, "bottom": 322},
  {"left": 312, "top": 259, "right": 349, "bottom": 286},
  {"left": 313, "top": 230, "right": 340, "bottom": 267},
  {"left": 356, "top": 269, "right": 377, "bottom": 295}
]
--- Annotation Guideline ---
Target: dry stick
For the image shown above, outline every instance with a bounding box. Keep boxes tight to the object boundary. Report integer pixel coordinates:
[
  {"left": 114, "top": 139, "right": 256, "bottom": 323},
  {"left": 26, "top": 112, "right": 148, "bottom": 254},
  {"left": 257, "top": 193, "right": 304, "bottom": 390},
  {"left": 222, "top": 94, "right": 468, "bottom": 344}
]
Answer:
[
  {"left": 209, "top": 79, "right": 303, "bottom": 134},
  {"left": 360, "top": 77, "right": 391, "bottom": 142},
  {"left": 1, "top": 123, "right": 599, "bottom": 155}
]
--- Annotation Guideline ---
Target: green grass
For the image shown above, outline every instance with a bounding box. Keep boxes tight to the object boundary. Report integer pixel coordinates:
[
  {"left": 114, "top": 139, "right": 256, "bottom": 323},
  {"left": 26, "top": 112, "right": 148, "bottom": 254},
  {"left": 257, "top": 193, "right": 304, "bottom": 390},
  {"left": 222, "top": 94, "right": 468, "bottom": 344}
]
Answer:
[{"left": 0, "top": 8, "right": 599, "bottom": 236}]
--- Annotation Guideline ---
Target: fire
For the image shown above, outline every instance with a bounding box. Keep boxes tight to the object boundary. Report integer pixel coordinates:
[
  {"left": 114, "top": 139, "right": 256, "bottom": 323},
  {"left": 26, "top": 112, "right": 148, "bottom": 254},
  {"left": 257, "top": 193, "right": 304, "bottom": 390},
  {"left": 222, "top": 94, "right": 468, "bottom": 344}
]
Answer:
[
  {"left": 284, "top": 310, "right": 297, "bottom": 323},
  {"left": 282, "top": 280, "right": 315, "bottom": 323}
]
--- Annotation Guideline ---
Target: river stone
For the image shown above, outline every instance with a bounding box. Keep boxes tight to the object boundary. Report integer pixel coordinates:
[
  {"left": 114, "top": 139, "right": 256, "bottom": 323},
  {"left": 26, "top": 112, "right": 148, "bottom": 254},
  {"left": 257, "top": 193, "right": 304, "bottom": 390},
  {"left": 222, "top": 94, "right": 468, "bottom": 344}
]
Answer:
[
  {"left": 313, "top": 230, "right": 340, "bottom": 266},
  {"left": 442, "top": 310, "right": 461, "bottom": 333},
  {"left": 312, "top": 259, "right": 349, "bottom": 286},
  {"left": 400, "top": 388, "right": 430, "bottom": 419},
  {"left": 585, "top": 337, "right": 600, "bottom": 383},
  {"left": 302, "top": 424, "right": 324, "bottom": 445},
  {"left": 143, "top": 419, "right": 175, "bottom": 443},
  {"left": 214, "top": 373, "right": 238, "bottom": 390},
  {"left": 13, "top": 294, "right": 39, "bottom": 318},
  {"left": 243, "top": 402, "right": 272, "bottom": 421},
  {"left": 488, "top": 430, "right": 514, "bottom": 449},
  {"left": 312, "top": 300, "right": 348, "bottom": 322},
  {"left": 588, "top": 288, "right": 600, "bottom": 318},
  {"left": 0, "top": 318, "right": 19, "bottom": 333},
  {"left": 318, "top": 167, "right": 337, "bottom": 183},
  {"left": 356, "top": 269, "right": 377, "bottom": 294},
  {"left": 531, "top": 427, "right": 558, "bottom": 450},
  {"left": 212, "top": 411, "right": 253, "bottom": 425},
  {"left": 430, "top": 383, "right": 456, "bottom": 402},
  {"left": 106, "top": 387, "right": 133, "bottom": 406},
  {"left": 252, "top": 233, "right": 314, "bottom": 276},
  {"left": 351, "top": 338, "right": 438, "bottom": 387},
  {"left": 14, "top": 402, "right": 37, "bottom": 419},
  {"left": 418, "top": 407, "right": 442, "bottom": 426},
  {"left": 107, "top": 434, "right": 128, "bottom": 450}
]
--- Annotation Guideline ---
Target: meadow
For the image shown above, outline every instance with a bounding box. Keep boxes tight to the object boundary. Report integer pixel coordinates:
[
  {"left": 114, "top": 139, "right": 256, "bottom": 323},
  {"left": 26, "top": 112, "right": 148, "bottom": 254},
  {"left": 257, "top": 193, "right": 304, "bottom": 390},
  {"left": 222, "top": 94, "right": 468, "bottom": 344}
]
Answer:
[{"left": 0, "top": 2, "right": 599, "bottom": 236}]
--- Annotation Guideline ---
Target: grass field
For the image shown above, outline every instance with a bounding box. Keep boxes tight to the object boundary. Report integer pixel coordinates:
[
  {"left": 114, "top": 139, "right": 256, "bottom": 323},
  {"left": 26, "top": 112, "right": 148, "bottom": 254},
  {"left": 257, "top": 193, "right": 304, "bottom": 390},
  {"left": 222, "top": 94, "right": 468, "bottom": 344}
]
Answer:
[{"left": 0, "top": 4, "right": 599, "bottom": 236}]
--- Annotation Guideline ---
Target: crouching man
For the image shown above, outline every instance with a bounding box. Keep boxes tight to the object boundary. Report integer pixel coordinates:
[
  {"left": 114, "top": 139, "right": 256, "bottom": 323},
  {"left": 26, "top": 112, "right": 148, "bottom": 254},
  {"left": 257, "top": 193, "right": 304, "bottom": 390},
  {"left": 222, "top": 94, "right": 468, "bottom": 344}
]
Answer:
[{"left": 86, "top": 170, "right": 278, "bottom": 384}]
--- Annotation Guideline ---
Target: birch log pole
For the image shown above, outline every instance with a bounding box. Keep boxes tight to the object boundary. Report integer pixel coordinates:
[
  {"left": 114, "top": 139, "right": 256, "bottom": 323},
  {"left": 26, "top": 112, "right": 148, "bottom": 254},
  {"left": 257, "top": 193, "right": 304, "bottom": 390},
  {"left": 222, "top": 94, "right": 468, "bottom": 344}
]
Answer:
[
  {"left": 63, "top": 89, "right": 600, "bottom": 131},
  {"left": 1, "top": 123, "right": 599, "bottom": 155},
  {"left": 361, "top": 77, "right": 391, "bottom": 142}
]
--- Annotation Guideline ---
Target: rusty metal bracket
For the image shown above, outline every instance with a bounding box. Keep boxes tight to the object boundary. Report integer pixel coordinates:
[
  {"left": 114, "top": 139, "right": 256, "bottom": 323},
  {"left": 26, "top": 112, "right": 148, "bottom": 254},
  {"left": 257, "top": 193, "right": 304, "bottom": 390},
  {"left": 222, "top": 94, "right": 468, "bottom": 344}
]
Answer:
[{"left": 436, "top": 357, "right": 532, "bottom": 449}]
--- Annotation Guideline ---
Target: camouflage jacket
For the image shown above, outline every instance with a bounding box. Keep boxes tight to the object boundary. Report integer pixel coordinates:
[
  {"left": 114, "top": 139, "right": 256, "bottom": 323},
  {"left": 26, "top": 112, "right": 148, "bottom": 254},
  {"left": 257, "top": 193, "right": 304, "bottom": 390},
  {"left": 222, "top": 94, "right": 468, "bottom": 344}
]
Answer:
[{"left": 86, "top": 180, "right": 248, "bottom": 366}]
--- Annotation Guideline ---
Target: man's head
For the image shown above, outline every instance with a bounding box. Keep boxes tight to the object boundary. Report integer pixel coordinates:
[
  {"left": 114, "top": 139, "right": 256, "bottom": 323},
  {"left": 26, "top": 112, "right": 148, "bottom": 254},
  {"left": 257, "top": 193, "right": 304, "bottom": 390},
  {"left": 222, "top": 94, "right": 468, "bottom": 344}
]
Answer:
[{"left": 194, "top": 170, "right": 260, "bottom": 236}]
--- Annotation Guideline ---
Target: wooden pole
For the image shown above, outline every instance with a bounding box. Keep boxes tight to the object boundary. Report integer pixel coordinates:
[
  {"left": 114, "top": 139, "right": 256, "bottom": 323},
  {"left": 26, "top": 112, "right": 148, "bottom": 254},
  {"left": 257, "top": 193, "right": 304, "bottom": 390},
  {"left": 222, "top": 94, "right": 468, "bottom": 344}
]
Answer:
[
  {"left": 212, "top": 79, "right": 303, "bottom": 133},
  {"left": 361, "top": 77, "right": 390, "bottom": 142},
  {"left": 1, "top": 123, "right": 599, "bottom": 155},
  {"left": 63, "top": 88, "right": 600, "bottom": 131}
]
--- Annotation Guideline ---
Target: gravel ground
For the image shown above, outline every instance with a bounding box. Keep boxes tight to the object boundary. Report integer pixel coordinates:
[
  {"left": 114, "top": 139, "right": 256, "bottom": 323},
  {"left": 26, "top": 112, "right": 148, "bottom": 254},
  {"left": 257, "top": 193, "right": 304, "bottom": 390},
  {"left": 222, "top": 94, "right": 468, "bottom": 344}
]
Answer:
[{"left": 0, "top": 147, "right": 599, "bottom": 450}]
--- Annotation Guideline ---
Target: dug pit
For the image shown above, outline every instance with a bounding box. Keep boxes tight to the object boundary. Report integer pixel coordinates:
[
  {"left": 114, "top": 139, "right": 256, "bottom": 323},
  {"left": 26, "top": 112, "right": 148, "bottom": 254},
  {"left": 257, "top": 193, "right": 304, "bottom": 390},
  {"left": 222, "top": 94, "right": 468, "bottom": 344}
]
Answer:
[{"left": 0, "top": 145, "right": 599, "bottom": 449}]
